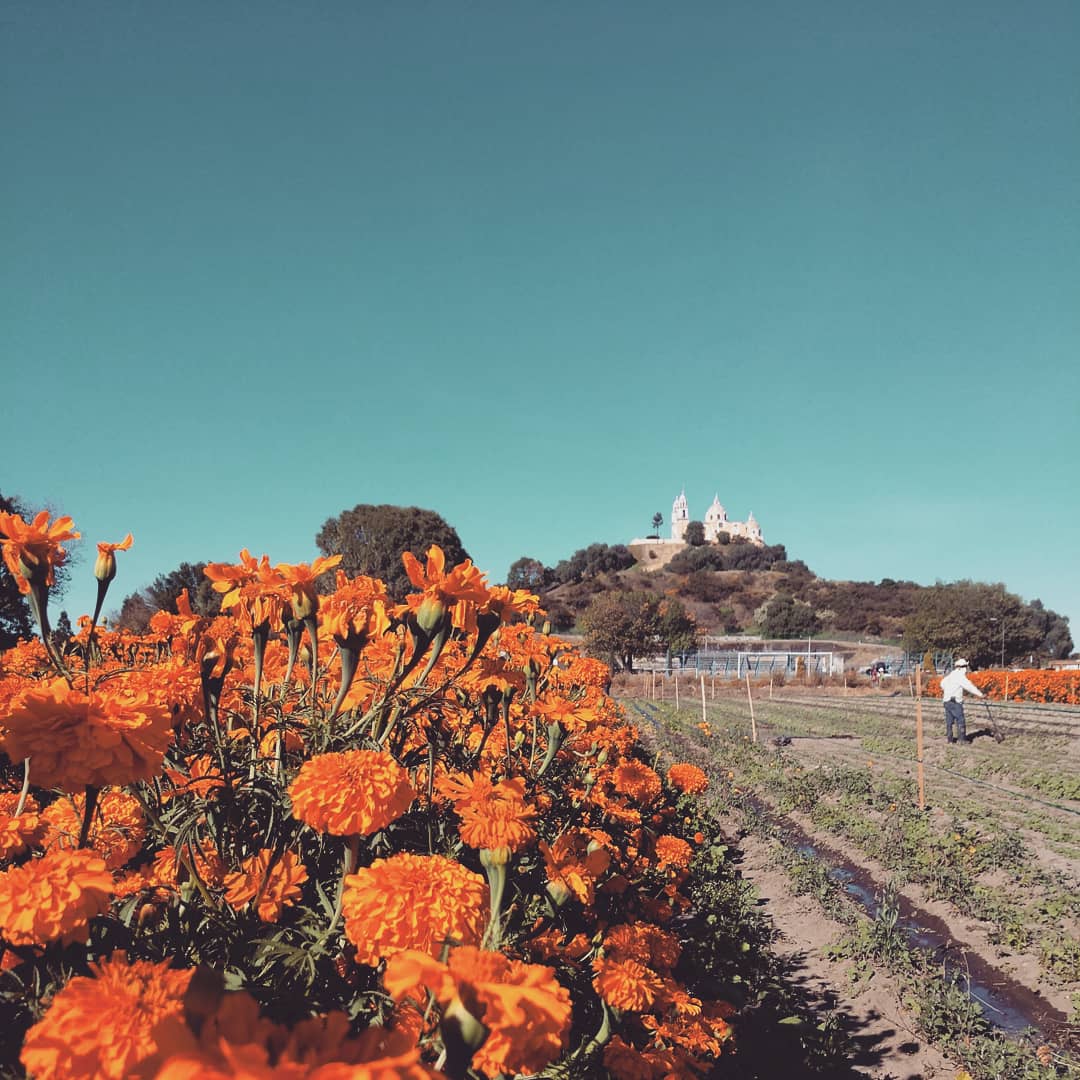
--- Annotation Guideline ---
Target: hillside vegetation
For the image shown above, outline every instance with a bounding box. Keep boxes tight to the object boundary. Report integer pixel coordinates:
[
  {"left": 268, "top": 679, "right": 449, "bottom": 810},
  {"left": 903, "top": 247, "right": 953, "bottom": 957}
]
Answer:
[{"left": 509, "top": 541, "right": 1073, "bottom": 667}]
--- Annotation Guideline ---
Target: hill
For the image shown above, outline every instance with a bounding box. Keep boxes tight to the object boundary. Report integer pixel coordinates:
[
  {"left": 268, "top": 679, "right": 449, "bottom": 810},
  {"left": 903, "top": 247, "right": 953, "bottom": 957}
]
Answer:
[{"left": 513, "top": 541, "right": 1072, "bottom": 664}]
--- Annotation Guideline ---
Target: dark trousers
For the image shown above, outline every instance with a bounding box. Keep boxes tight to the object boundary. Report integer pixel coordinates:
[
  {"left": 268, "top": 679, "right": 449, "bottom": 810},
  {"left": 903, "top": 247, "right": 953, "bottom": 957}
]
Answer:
[{"left": 944, "top": 701, "right": 966, "bottom": 743}]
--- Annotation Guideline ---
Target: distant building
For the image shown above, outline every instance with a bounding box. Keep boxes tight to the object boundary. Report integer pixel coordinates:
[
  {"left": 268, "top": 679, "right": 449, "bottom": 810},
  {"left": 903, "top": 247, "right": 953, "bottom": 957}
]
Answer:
[
  {"left": 630, "top": 490, "right": 765, "bottom": 569},
  {"left": 669, "top": 491, "right": 763, "bottom": 546}
]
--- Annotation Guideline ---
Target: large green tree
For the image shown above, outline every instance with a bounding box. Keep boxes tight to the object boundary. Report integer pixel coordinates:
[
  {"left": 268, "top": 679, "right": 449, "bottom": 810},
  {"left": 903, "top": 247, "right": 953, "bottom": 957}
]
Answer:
[
  {"left": 759, "top": 595, "right": 822, "bottom": 639},
  {"left": 113, "top": 562, "right": 221, "bottom": 632},
  {"left": 315, "top": 504, "right": 470, "bottom": 600},
  {"left": 506, "top": 556, "right": 551, "bottom": 592},
  {"left": 580, "top": 591, "right": 662, "bottom": 673},
  {"left": 902, "top": 581, "right": 1069, "bottom": 667}
]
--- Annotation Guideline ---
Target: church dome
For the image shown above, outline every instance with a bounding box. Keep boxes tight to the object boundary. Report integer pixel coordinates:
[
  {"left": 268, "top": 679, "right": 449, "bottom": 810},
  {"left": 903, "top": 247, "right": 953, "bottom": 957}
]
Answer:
[{"left": 704, "top": 495, "right": 727, "bottom": 523}]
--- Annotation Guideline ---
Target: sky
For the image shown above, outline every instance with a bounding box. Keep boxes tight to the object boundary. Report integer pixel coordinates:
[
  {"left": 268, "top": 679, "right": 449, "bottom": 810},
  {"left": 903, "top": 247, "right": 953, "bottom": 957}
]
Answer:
[{"left": 3, "top": 2, "right": 1078, "bottom": 639}]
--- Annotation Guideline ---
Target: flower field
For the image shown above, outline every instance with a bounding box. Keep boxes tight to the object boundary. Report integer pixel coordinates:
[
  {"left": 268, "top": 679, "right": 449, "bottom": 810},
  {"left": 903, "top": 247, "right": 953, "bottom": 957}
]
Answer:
[
  {"left": 926, "top": 670, "right": 1080, "bottom": 706},
  {"left": 0, "top": 514, "right": 745, "bottom": 1079},
  {"left": 626, "top": 677, "right": 1080, "bottom": 1078}
]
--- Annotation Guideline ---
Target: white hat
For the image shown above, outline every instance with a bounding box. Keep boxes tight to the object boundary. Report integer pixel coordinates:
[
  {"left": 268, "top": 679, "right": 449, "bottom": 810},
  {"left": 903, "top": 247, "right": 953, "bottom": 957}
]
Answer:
[{"left": 954, "top": 658, "right": 969, "bottom": 668}]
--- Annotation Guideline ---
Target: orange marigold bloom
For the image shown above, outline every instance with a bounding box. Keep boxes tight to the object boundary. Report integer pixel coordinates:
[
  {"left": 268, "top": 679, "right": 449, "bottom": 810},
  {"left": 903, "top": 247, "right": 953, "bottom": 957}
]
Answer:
[
  {"left": 0, "top": 848, "right": 112, "bottom": 946},
  {"left": 592, "top": 957, "right": 665, "bottom": 1013},
  {"left": 223, "top": 849, "right": 308, "bottom": 922},
  {"left": 0, "top": 792, "right": 46, "bottom": 861},
  {"left": 539, "top": 830, "right": 611, "bottom": 906},
  {"left": 21, "top": 951, "right": 193, "bottom": 1080},
  {"left": 0, "top": 510, "right": 80, "bottom": 594},
  {"left": 399, "top": 545, "right": 491, "bottom": 634},
  {"left": 667, "top": 762, "right": 708, "bottom": 795},
  {"left": 602, "top": 1036, "right": 653, "bottom": 1080},
  {"left": 604, "top": 922, "right": 682, "bottom": 974},
  {"left": 654, "top": 835, "right": 693, "bottom": 870},
  {"left": 384, "top": 947, "right": 571, "bottom": 1078},
  {"left": 2, "top": 678, "right": 173, "bottom": 791},
  {"left": 93, "top": 533, "right": 133, "bottom": 583},
  {"left": 612, "top": 760, "right": 662, "bottom": 805},
  {"left": 42, "top": 789, "right": 146, "bottom": 871},
  {"left": 342, "top": 853, "right": 487, "bottom": 966},
  {"left": 457, "top": 799, "right": 536, "bottom": 859},
  {"left": 320, "top": 572, "right": 392, "bottom": 649},
  {"left": 274, "top": 555, "right": 343, "bottom": 620},
  {"left": 288, "top": 750, "right": 415, "bottom": 837}
]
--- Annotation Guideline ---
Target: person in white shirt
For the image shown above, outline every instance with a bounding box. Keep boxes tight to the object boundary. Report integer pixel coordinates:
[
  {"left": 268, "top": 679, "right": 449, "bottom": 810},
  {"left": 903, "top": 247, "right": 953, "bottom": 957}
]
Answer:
[{"left": 940, "top": 658, "right": 984, "bottom": 744}]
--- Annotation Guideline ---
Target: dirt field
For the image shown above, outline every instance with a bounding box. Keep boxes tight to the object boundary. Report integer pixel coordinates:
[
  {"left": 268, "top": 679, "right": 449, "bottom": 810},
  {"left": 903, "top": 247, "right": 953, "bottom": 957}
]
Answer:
[{"left": 623, "top": 683, "right": 1080, "bottom": 1078}]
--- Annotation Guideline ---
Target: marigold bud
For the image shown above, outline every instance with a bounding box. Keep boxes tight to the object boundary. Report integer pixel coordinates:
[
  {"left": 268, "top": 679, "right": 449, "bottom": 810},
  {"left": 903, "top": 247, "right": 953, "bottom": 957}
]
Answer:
[
  {"left": 94, "top": 550, "right": 118, "bottom": 583},
  {"left": 415, "top": 595, "right": 447, "bottom": 635}
]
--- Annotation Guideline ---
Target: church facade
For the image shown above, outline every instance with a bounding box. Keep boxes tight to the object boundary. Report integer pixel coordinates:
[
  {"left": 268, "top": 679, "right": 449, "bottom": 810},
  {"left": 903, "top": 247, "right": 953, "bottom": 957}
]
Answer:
[{"left": 670, "top": 491, "right": 763, "bottom": 546}]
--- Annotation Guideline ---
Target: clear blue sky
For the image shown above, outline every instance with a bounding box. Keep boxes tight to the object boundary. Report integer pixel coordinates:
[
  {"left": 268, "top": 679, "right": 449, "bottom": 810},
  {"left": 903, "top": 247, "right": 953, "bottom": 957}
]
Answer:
[{"left": 4, "top": 2, "right": 1078, "bottom": 641}]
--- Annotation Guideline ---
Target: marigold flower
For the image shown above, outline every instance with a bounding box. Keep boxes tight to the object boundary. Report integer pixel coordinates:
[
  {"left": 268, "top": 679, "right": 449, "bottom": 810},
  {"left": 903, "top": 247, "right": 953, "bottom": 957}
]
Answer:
[
  {"left": 21, "top": 952, "right": 193, "bottom": 1080},
  {"left": 0, "top": 848, "right": 112, "bottom": 946},
  {"left": 0, "top": 510, "right": 80, "bottom": 594},
  {"left": 93, "top": 533, "right": 133, "bottom": 583},
  {"left": 602, "top": 1036, "right": 653, "bottom": 1080},
  {"left": 342, "top": 853, "right": 487, "bottom": 966},
  {"left": 0, "top": 792, "right": 46, "bottom": 861},
  {"left": 2, "top": 678, "right": 173, "bottom": 791},
  {"left": 443, "top": 774, "right": 536, "bottom": 860},
  {"left": 539, "top": 830, "right": 611, "bottom": 906},
  {"left": 400, "top": 545, "right": 491, "bottom": 634},
  {"left": 654, "top": 834, "right": 693, "bottom": 870},
  {"left": 667, "top": 762, "right": 708, "bottom": 795},
  {"left": 384, "top": 947, "right": 572, "bottom": 1078},
  {"left": 42, "top": 789, "right": 146, "bottom": 870},
  {"left": 274, "top": 555, "right": 343, "bottom": 620},
  {"left": 289, "top": 750, "right": 415, "bottom": 837},
  {"left": 223, "top": 849, "right": 308, "bottom": 922},
  {"left": 592, "top": 957, "right": 665, "bottom": 1013},
  {"left": 604, "top": 922, "right": 683, "bottom": 974},
  {"left": 612, "top": 760, "right": 663, "bottom": 805},
  {"left": 320, "top": 572, "right": 392, "bottom": 649}
]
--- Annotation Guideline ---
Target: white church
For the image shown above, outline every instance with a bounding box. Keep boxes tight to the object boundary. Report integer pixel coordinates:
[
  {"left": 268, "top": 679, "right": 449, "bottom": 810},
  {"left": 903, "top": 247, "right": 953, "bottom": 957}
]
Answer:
[
  {"left": 629, "top": 491, "right": 764, "bottom": 566},
  {"left": 671, "top": 491, "right": 763, "bottom": 545}
]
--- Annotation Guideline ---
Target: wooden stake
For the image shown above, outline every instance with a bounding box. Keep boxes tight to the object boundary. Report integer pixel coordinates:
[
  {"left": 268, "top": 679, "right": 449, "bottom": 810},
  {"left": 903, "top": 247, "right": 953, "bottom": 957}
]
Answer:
[
  {"left": 915, "top": 665, "right": 926, "bottom": 811},
  {"left": 700, "top": 675, "right": 707, "bottom": 725},
  {"left": 675, "top": 676, "right": 680, "bottom": 711},
  {"left": 1004, "top": 673, "right": 1010, "bottom": 701},
  {"left": 745, "top": 672, "right": 757, "bottom": 743},
  {"left": 769, "top": 674, "right": 773, "bottom": 700}
]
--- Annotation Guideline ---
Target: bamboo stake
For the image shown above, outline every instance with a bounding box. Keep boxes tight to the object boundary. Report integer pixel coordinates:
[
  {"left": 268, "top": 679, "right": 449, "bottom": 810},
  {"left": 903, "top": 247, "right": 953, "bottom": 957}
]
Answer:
[
  {"left": 745, "top": 672, "right": 757, "bottom": 743},
  {"left": 1004, "top": 673, "right": 1010, "bottom": 701},
  {"left": 769, "top": 674, "right": 773, "bottom": 700},
  {"left": 915, "top": 666, "right": 926, "bottom": 811},
  {"left": 675, "top": 676, "right": 680, "bottom": 711},
  {"left": 700, "top": 675, "right": 707, "bottom": 725}
]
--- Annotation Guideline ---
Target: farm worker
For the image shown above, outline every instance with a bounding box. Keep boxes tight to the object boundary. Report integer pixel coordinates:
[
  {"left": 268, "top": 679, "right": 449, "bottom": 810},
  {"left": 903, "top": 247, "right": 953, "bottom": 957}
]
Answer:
[{"left": 940, "top": 658, "right": 984, "bottom": 744}]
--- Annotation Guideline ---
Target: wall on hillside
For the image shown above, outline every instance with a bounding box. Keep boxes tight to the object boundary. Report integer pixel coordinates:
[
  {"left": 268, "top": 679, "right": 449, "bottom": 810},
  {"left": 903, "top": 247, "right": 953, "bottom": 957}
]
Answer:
[{"left": 627, "top": 540, "right": 685, "bottom": 571}]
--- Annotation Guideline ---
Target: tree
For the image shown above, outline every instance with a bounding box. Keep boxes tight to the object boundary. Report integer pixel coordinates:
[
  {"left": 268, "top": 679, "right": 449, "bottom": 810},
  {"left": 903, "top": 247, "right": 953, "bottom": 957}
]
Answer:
[
  {"left": 759, "top": 595, "right": 821, "bottom": 639},
  {"left": 902, "top": 581, "right": 1043, "bottom": 668},
  {"left": 658, "top": 598, "right": 697, "bottom": 655},
  {"left": 506, "top": 557, "right": 551, "bottom": 592},
  {"left": 50, "top": 609, "right": 73, "bottom": 653},
  {"left": 316, "top": 505, "right": 470, "bottom": 600},
  {"left": 113, "top": 592, "right": 157, "bottom": 634},
  {"left": 551, "top": 544, "right": 636, "bottom": 586},
  {"left": 650, "top": 512, "right": 663, "bottom": 539},
  {"left": 684, "top": 521, "right": 706, "bottom": 547},
  {"left": 146, "top": 563, "right": 221, "bottom": 617},
  {"left": 580, "top": 591, "right": 662, "bottom": 673}
]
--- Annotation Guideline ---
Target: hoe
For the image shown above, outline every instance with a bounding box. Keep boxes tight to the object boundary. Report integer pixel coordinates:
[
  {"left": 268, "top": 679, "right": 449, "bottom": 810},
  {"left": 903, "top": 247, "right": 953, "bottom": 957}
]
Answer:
[{"left": 982, "top": 700, "right": 1006, "bottom": 743}]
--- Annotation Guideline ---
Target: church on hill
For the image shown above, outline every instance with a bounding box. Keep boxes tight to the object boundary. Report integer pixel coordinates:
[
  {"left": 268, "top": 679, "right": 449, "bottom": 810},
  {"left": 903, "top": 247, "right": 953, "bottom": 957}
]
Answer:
[
  {"left": 630, "top": 491, "right": 765, "bottom": 561},
  {"left": 670, "top": 490, "right": 763, "bottom": 546}
]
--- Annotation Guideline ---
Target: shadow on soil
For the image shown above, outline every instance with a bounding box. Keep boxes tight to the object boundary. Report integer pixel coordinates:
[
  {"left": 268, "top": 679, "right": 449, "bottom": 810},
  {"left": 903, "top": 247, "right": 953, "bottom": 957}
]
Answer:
[{"left": 713, "top": 944, "right": 926, "bottom": 1078}]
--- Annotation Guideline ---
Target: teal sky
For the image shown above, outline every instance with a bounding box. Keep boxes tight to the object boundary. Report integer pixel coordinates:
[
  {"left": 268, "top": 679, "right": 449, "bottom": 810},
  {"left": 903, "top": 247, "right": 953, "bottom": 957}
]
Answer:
[{"left": 4, "top": 2, "right": 1079, "bottom": 640}]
